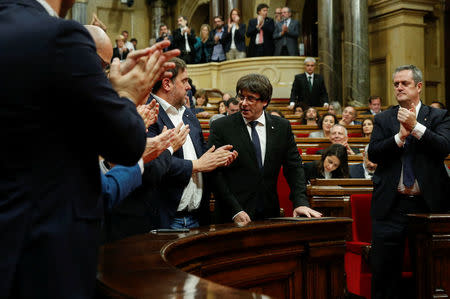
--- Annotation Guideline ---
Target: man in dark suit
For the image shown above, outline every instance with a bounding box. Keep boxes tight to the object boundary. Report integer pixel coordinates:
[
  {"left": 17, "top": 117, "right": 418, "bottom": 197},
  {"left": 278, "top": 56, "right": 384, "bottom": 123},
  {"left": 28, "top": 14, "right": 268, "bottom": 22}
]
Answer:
[
  {"left": 0, "top": 1, "right": 179, "bottom": 297},
  {"left": 172, "top": 16, "right": 197, "bottom": 64},
  {"left": 208, "top": 74, "right": 321, "bottom": 225},
  {"left": 246, "top": 3, "right": 275, "bottom": 57},
  {"left": 361, "top": 96, "right": 382, "bottom": 115},
  {"left": 349, "top": 145, "right": 377, "bottom": 178},
  {"left": 368, "top": 65, "right": 450, "bottom": 299},
  {"left": 156, "top": 24, "right": 173, "bottom": 52},
  {"left": 289, "top": 57, "right": 329, "bottom": 108},
  {"left": 273, "top": 7, "right": 300, "bottom": 56},
  {"left": 143, "top": 58, "right": 237, "bottom": 229}
]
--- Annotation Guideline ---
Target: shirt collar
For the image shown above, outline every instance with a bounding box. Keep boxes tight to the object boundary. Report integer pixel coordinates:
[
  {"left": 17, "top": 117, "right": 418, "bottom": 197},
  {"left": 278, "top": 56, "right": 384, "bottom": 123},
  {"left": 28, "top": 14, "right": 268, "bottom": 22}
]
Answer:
[
  {"left": 35, "top": 0, "right": 59, "bottom": 17},
  {"left": 306, "top": 73, "right": 314, "bottom": 78},
  {"left": 243, "top": 111, "right": 266, "bottom": 126},
  {"left": 415, "top": 101, "right": 422, "bottom": 117},
  {"left": 152, "top": 93, "right": 186, "bottom": 115}
]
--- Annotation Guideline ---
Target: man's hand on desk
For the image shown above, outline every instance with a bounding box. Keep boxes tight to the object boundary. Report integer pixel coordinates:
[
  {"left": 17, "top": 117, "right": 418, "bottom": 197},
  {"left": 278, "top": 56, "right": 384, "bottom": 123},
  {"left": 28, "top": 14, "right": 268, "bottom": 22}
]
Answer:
[
  {"left": 293, "top": 206, "right": 323, "bottom": 218},
  {"left": 233, "top": 211, "right": 251, "bottom": 226}
]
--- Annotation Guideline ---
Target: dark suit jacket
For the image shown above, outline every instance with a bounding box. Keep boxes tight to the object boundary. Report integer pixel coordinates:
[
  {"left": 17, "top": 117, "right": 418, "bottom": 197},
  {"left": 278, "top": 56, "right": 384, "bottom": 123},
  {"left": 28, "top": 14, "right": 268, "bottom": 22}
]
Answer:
[
  {"left": 223, "top": 24, "right": 247, "bottom": 52},
  {"left": 303, "top": 161, "right": 325, "bottom": 182},
  {"left": 112, "top": 47, "right": 128, "bottom": 61},
  {"left": 145, "top": 100, "right": 209, "bottom": 228},
  {"left": 172, "top": 27, "right": 197, "bottom": 55},
  {"left": 208, "top": 112, "right": 309, "bottom": 223},
  {"left": 349, "top": 163, "right": 365, "bottom": 178},
  {"left": 273, "top": 19, "right": 300, "bottom": 56},
  {"left": 246, "top": 17, "right": 275, "bottom": 57},
  {"left": 368, "top": 105, "right": 450, "bottom": 219},
  {"left": 290, "top": 73, "right": 329, "bottom": 107},
  {"left": 0, "top": 0, "right": 146, "bottom": 297}
]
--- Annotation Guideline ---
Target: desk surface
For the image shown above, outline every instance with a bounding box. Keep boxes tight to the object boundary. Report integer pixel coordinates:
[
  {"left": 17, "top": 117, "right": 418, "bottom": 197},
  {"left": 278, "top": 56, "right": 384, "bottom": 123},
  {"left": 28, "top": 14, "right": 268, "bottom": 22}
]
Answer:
[{"left": 97, "top": 218, "right": 351, "bottom": 299}]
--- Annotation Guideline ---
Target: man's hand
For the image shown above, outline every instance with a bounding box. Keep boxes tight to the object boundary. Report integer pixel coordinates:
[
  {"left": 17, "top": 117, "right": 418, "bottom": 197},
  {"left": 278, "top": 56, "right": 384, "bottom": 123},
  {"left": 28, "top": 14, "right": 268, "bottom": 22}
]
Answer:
[
  {"left": 397, "top": 104, "right": 417, "bottom": 131},
  {"left": 293, "top": 206, "right": 323, "bottom": 218},
  {"left": 142, "top": 128, "right": 174, "bottom": 164},
  {"left": 281, "top": 24, "right": 288, "bottom": 34},
  {"left": 171, "top": 123, "right": 190, "bottom": 152},
  {"left": 398, "top": 123, "right": 410, "bottom": 143},
  {"left": 342, "top": 141, "right": 355, "bottom": 155},
  {"left": 137, "top": 99, "right": 159, "bottom": 130},
  {"left": 192, "top": 145, "right": 236, "bottom": 173},
  {"left": 233, "top": 211, "right": 251, "bottom": 226},
  {"left": 196, "top": 111, "right": 210, "bottom": 118}
]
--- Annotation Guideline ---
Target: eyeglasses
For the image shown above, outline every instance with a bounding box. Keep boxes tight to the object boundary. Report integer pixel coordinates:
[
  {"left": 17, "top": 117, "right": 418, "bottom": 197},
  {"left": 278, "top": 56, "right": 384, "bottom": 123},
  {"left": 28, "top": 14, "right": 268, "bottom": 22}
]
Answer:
[{"left": 236, "top": 93, "right": 260, "bottom": 103}]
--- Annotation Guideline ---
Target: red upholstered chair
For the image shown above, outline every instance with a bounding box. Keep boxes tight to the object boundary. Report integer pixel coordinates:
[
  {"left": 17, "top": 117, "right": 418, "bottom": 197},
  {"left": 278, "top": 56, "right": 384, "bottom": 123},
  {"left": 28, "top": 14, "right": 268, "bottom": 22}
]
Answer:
[
  {"left": 276, "top": 168, "right": 293, "bottom": 217},
  {"left": 296, "top": 133, "right": 310, "bottom": 137},
  {"left": 348, "top": 132, "right": 363, "bottom": 137},
  {"left": 306, "top": 147, "right": 323, "bottom": 155},
  {"left": 345, "top": 194, "right": 413, "bottom": 299},
  {"left": 297, "top": 148, "right": 302, "bottom": 155}
]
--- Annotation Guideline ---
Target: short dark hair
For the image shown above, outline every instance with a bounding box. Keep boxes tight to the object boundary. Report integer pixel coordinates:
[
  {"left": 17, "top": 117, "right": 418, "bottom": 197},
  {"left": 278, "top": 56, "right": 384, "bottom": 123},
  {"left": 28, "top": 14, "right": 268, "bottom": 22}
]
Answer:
[
  {"left": 159, "top": 24, "right": 167, "bottom": 29},
  {"left": 130, "top": 38, "right": 137, "bottom": 43},
  {"left": 257, "top": 3, "right": 269, "bottom": 14},
  {"left": 393, "top": 64, "right": 423, "bottom": 85},
  {"left": 226, "top": 97, "right": 239, "bottom": 107},
  {"left": 431, "top": 101, "right": 445, "bottom": 109},
  {"left": 152, "top": 57, "right": 186, "bottom": 93},
  {"left": 368, "top": 96, "right": 381, "bottom": 104},
  {"left": 213, "top": 15, "right": 224, "bottom": 21},
  {"left": 317, "top": 113, "right": 338, "bottom": 130},
  {"left": 236, "top": 73, "right": 272, "bottom": 106},
  {"left": 121, "top": 30, "right": 129, "bottom": 34},
  {"left": 318, "top": 144, "right": 349, "bottom": 178}
]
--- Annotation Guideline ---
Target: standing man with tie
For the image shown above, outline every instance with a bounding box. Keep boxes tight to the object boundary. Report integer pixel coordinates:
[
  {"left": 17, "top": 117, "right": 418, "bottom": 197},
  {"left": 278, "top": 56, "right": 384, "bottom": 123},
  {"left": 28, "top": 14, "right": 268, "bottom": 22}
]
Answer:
[
  {"left": 172, "top": 16, "right": 196, "bottom": 64},
  {"left": 273, "top": 7, "right": 300, "bottom": 56},
  {"left": 246, "top": 3, "right": 275, "bottom": 57},
  {"left": 368, "top": 65, "right": 450, "bottom": 299},
  {"left": 208, "top": 74, "right": 321, "bottom": 225},
  {"left": 289, "top": 57, "right": 329, "bottom": 108}
]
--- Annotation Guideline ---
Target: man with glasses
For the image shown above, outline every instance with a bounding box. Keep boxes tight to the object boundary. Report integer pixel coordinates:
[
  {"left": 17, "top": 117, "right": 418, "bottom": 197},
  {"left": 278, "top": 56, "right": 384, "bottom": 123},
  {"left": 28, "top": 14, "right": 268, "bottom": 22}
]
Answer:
[{"left": 209, "top": 73, "right": 322, "bottom": 225}]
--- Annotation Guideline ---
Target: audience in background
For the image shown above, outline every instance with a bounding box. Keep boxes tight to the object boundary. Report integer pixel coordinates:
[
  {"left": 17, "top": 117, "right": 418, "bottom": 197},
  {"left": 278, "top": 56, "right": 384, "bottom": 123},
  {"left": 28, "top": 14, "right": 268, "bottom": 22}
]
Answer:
[
  {"left": 218, "top": 100, "right": 227, "bottom": 114},
  {"left": 222, "top": 93, "right": 232, "bottom": 102},
  {"left": 304, "top": 144, "right": 349, "bottom": 182},
  {"left": 273, "top": 7, "right": 300, "bottom": 56},
  {"left": 246, "top": 3, "right": 275, "bottom": 57},
  {"left": 309, "top": 113, "right": 338, "bottom": 138},
  {"left": 194, "top": 24, "right": 213, "bottom": 63},
  {"left": 349, "top": 145, "right": 377, "bottom": 179},
  {"left": 195, "top": 89, "right": 212, "bottom": 107},
  {"left": 303, "top": 107, "right": 319, "bottom": 125},
  {"left": 293, "top": 102, "right": 305, "bottom": 120},
  {"left": 362, "top": 118, "right": 374, "bottom": 138},
  {"left": 317, "top": 124, "right": 360, "bottom": 155},
  {"left": 112, "top": 34, "right": 129, "bottom": 61},
  {"left": 270, "top": 110, "right": 285, "bottom": 118},
  {"left": 340, "top": 105, "right": 361, "bottom": 125},
  {"left": 210, "top": 16, "right": 227, "bottom": 62},
  {"left": 130, "top": 38, "right": 137, "bottom": 49},
  {"left": 362, "top": 96, "right": 382, "bottom": 115},
  {"left": 121, "top": 30, "right": 134, "bottom": 51},
  {"left": 172, "top": 16, "right": 197, "bottom": 64},
  {"left": 223, "top": 9, "right": 247, "bottom": 60},
  {"left": 328, "top": 101, "right": 342, "bottom": 115}
]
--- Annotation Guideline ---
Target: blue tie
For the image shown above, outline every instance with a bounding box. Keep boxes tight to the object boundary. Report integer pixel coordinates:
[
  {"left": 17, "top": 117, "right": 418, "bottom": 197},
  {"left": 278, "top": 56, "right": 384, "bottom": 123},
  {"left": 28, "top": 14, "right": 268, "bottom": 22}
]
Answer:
[
  {"left": 402, "top": 135, "right": 415, "bottom": 187},
  {"left": 249, "top": 121, "right": 263, "bottom": 169}
]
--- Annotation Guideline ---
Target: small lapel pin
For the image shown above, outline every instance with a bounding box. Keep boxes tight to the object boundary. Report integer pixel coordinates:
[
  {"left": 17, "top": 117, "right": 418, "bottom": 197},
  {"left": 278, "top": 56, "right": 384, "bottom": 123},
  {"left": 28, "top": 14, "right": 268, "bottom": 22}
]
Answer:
[{"left": 271, "top": 126, "right": 274, "bottom": 129}]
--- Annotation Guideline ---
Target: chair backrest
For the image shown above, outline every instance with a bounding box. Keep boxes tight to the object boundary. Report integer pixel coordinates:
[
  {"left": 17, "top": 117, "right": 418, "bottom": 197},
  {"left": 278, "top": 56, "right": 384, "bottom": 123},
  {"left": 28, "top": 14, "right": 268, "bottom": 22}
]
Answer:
[
  {"left": 350, "top": 194, "right": 372, "bottom": 243},
  {"left": 277, "top": 168, "right": 293, "bottom": 217},
  {"left": 306, "top": 147, "right": 323, "bottom": 155}
]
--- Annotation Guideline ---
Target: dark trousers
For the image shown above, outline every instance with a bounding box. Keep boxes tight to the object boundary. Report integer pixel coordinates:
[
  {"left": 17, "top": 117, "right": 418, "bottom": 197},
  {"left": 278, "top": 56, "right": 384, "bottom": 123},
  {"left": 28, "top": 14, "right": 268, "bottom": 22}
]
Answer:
[
  {"left": 371, "top": 194, "right": 428, "bottom": 299},
  {"left": 179, "top": 52, "right": 195, "bottom": 64},
  {"left": 254, "top": 44, "right": 265, "bottom": 57}
]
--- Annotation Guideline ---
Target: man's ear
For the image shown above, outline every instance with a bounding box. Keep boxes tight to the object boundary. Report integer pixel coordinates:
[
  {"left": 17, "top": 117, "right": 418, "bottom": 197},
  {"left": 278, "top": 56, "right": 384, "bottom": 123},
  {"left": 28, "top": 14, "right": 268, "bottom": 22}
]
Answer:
[{"left": 162, "top": 78, "right": 171, "bottom": 92}]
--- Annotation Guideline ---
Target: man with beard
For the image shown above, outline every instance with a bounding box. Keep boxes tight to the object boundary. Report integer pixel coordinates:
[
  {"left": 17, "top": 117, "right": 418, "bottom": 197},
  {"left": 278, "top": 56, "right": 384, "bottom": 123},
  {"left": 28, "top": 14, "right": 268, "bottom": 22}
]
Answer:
[{"left": 210, "top": 15, "right": 227, "bottom": 62}]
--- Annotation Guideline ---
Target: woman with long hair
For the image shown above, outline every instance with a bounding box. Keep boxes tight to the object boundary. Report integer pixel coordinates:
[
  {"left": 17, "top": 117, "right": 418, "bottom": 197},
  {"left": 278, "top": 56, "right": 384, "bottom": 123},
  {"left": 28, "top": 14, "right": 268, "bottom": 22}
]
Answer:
[
  {"left": 223, "top": 8, "right": 247, "bottom": 60},
  {"left": 303, "top": 144, "right": 349, "bottom": 182},
  {"left": 362, "top": 118, "right": 374, "bottom": 138},
  {"left": 194, "top": 24, "right": 213, "bottom": 63}
]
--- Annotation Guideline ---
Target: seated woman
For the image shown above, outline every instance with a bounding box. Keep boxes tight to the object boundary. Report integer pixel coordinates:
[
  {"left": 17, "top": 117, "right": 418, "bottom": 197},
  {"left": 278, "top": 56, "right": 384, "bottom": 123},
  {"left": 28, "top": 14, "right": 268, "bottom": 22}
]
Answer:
[
  {"left": 293, "top": 102, "right": 306, "bottom": 123},
  {"left": 362, "top": 118, "right": 374, "bottom": 138},
  {"left": 327, "top": 101, "right": 342, "bottom": 115},
  {"left": 309, "top": 113, "right": 338, "bottom": 138},
  {"left": 303, "top": 144, "right": 349, "bottom": 182},
  {"left": 195, "top": 89, "right": 212, "bottom": 107},
  {"left": 218, "top": 100, "right": 227, "bottom": 114}
]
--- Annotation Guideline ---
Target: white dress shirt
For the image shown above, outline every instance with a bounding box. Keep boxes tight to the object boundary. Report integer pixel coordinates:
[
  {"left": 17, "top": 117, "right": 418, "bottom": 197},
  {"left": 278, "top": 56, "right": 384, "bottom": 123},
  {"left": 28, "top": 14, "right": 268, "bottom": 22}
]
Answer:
[
  {"left": 394, "top": 101, "right": 426, "bottom": 195},
  {"left": 180, "top": 26, "right": 191, "bottom": 52},
  {"left": 243, "top": 112, "right": 267, "bottom": 165},
  {"left": 154, "top": 95, "right": 203, "bottom": 212},
  {"left": 35, "top": 0, "right": 58, "bottom": 17}
]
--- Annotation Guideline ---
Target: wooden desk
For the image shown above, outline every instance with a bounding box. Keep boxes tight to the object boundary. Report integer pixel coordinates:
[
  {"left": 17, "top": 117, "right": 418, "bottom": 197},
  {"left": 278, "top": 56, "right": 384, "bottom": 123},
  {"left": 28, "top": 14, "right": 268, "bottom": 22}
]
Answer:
[
  {"left": 408, "top": 214, "right": 450, "bottom": 299},
  {"left": 97, "top": 219, "right": 352, "bottom": 299},
  {"left": 307, "top": 179, "right": 373, "bottom": 218}
]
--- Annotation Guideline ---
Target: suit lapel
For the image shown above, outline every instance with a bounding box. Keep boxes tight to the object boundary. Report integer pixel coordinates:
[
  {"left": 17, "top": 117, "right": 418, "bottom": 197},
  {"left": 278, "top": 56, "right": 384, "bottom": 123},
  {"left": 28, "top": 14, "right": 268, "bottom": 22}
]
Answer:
[
  {"left": 183, "top": 109, "right": 204, "bottom": 158},
  {"left": 264, "top": 111, "right": 276, "bottom": 172},
  {"left": 390, "top": 106, "right": 400, "bottom": 135},
  {"left": 234, "top": 114, "right": 260, "bottom": 169},
  {"left": 417, "top": 103, "right": 429, "bottom": 126}
]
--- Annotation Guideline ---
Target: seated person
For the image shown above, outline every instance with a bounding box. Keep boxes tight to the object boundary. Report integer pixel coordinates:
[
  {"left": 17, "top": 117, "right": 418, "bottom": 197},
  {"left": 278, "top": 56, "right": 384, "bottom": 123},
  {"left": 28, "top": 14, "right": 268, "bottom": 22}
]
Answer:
[
  {"left": 218, "top": 100, "right": 227, "bottom": 114},
  {"left": 317, "top": 124, "right": 360, "bottom": 155},
  {"left": 309, "top": 113, "right": 338, "bottom": 138},
  {"left": 293, "top": 102, "right": 306, "bottom": 122},
  {"left": 361, "top": 96, "right": 382, "bottom": 115},
  {"left": 339, "top": 105, "right": 361, "bottom": 125},
  {"left": 270, "top": 110, "right": 285, "bottom": 118},
  {"left": 349, "top": 144, "right": 377, "bottom": 179},
  {"left": 362, "top": 118, "right": 374, "bottom": 138},
  {"left": 209, "top": 97, "right": 240, "bottom": 125},
  {"left": 195, "top": 89, "right": 212, "bottom": 107},
  {"left": 303, "top": 144, "right": 349, "bottom": 182},
  {"left": 303, "top": 107, "right": 319, "bottom": 125},
  {"left": 327, "top": 101, "right": 342, "bottom": 115},
  {"left": 111, "top": 34, "right": 129, "bottom": 61}
]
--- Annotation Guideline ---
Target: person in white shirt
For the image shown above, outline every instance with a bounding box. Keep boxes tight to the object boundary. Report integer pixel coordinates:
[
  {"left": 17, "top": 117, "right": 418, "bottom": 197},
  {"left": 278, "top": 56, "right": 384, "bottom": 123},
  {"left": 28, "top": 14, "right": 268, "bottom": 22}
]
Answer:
[{"left": 121, "top": 30, "right": 135, "bottom": 51}]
